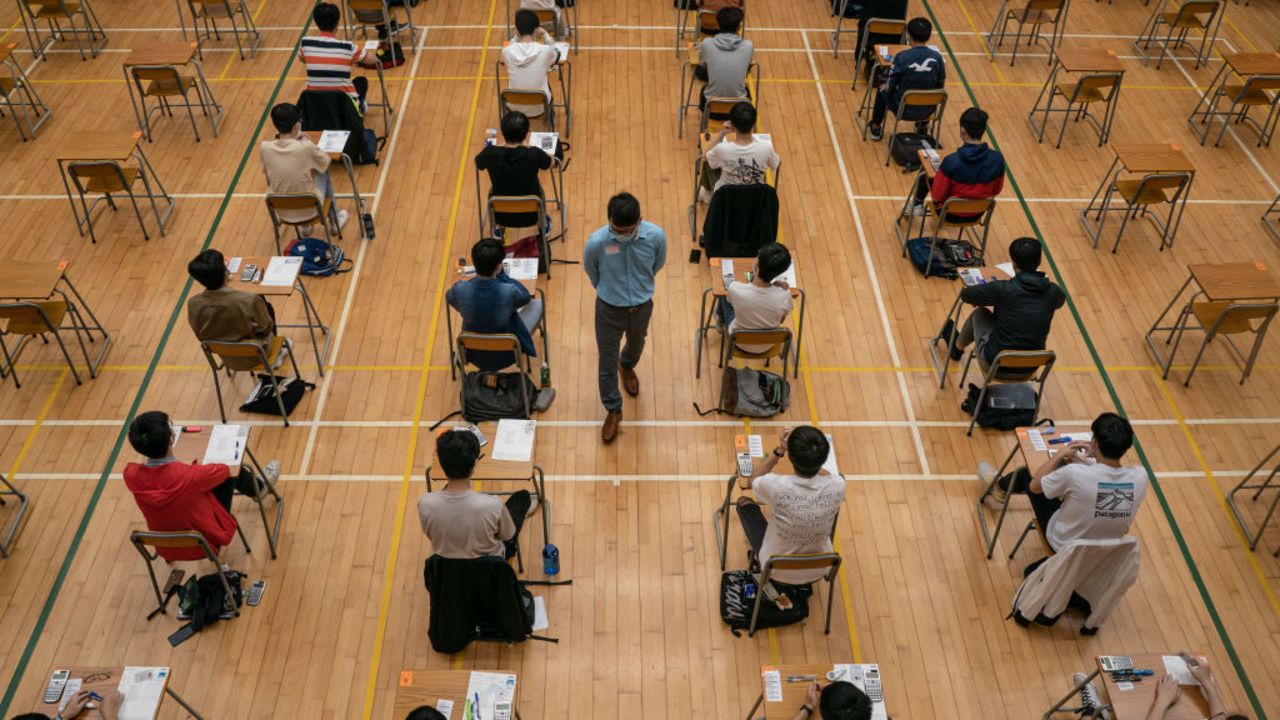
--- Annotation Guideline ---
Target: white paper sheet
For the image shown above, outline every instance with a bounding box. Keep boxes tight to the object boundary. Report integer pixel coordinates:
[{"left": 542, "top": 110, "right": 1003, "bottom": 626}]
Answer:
[
  {"left": 822, "top": 434, "right": 840, "bottom": 476},
  {"left": 465, "top": 672, "right": 517, "bottom": 720},
  {"left": 117, "top": 667, "right": 168, "bottom": 720},
  {"left": 363, "top": 39, "right": 380, "bottom": 54},
  {"left": 203, "top": 424, "right": 248, "bottom": 466},
  {"left": 719, "top": 258, "right": 735, "bottom": 281},
  {"left": 317, "top": 130, "right": 350, "bottom": 154},
  {"left": 762, "top": 669, "right": 783, "bottom": 702},
  {"left": 226, "top": 256, "right": 242, "bottom": 274},
  {"left": 260, "top": 256, "right": 302, "bottom": 287},
  {"left": 58, "top": 679, "right": 82, "bottom": 711},
  {"left": 1162, "top": 655, "right": 1200, "bottom": 685},
  {"left": 502, "top": 257, "right": 538, "bottom": 280},
  {"left": 491, "top": 419, "right": 535, "bottom": 462},
  {"left": 747, "top": 435, "right": 764, "bottom": 458},
  {"left": 532, "top": 595, "right": 548, "bottom": 630},
  {"left": 996, "top": 262, "right": 1015, "bottom": 277},
  {"left": 1027, "top": 429, "right": 1047, "bottom": 452},
  {"left": 554, "top": 42, "right": 569, "bottom": 63},
  {"left": 831, "top": 665, "right": 888, "bottom": 720},
  {"left": 776, "top": 262, "right": 797, "bottom": 288},
  {"left": 528, "top": 131, "right": 558, "bottom": 156},
  {"left": 435, "top": 699, "right": 454, "bottom": 719}
]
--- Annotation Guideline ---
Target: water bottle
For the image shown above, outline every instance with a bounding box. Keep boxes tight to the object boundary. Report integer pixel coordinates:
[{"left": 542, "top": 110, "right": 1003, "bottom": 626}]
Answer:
[
  {"left": 485, "top": 128, "right": 497, "bottom": 146},
  {"left": 540, "top": 362, "right": 551, "bottom": 388},
  {"left": 542, "top": 543, "right": 559, "bottom": 576}
]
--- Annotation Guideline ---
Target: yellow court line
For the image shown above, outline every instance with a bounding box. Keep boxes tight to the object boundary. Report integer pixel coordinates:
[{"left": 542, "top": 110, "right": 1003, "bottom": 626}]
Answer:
[
  {"left": 252, "top": 0, "right": 269, "bottom": 23},
  {"left": 953, "top": 0, "right": 1008, "bottom": 86},
  {"left": 1, "top": 19, "right": 19, "bottom": 44},
  {"left": 5, "top": 370, "right": 68, "bottom": 480},
  {"left": 1150, "top": 369, "right": 1280, "bottom": 620},
  {"left": 216, "top": 46, "right": 240, "bottom": 82},
  {"left": 358, "top": 0, "right": 498, "bottom": 717}
]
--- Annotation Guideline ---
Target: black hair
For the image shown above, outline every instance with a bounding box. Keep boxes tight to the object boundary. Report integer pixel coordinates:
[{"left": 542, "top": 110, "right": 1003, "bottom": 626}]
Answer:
[
  {"left": 313, "top": 2, "right": 341, "bottom": 32},
  {"left": 906, "top": 17, "right": 932, "bottom": 43},
  {"left": 607, "top": 192, "right": 641, "bottom": 228},
  {"left": 514, "top": 8, "right": 540, "bottom": 36},
  {"left": 128, "top": 411, "right": 173, "bottom": 460},
  {"left": 819, "top": 681, "right": 873, "bottom": 720},
  {"left": 1008, "top": 237, "right": 1042, "bottom": 273},
  {"left": 500, "top": 110, "right": 531, "bottom": 143},
  {"left": 1091, "top": 412, "right": 1134, "bottom": 461},
  {"left": 405, "top": 707, "right": 448, "bottom": 720},
  {"left": 472, "top": 237, "right": 506, "bottom": 277},
  {"left": 188, "top": 249, "right": 228, "bottom": 291},
  {"left": 959, "top": 106, "right": 988, "bottom": 141},
  {"left": 270, "top": 103, "right": 300, "bottom": 135},
  {"left": 787, "top": 426, "right": 830, "bottom": 478},
  {"left": 728, "top": 101, "right": 757, "bottom": 134},
  {"left": 716, "top": 6, "right": 743, "bottom": 35},
  {"left": 755, "top": 243, "right": 791, "bottom": 283},
  {"left": 437, "top": 429, "right": 481, "bottom": 480}
]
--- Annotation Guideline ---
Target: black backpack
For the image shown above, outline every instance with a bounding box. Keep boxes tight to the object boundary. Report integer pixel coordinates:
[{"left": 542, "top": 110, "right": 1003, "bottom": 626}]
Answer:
[
  {"left": 462, "top": 371, "right": 538, "bottom": 422},
  {"left": 889, "top": 132, "right": 936, "bottom": 171},
  {"left": 831, "top": 0, "right": 861, "bottom": 19},
  {"left": 239, "top": 374, "right": 315, "bottom": 417},
  {"left": 961, "top": 382, "right": 1041, "bottom": 430},
  {"left": 719, "top": 570, "right": 812, "bottom": 636}
]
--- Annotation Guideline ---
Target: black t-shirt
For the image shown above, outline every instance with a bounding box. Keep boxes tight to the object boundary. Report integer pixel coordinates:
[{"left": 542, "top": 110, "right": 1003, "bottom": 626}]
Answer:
[{"left": 475, "top": 144, "right": 552, "bottom": 198}]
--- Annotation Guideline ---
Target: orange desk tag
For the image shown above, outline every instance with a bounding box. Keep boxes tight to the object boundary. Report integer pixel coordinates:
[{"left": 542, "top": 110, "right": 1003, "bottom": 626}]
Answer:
[
  {"left": 1170, "top": 144, "right": 1181, "bottom": 152},
  {"left": 57, "top": 260, "right": 69, "bottom": 271},
  {"left": 1016, "top": 427, "right": 1028, "bottom": 438},
  {"left": 400, "top": 671, "right": 414, "bottom": 687},
  {"left": 1257, "top": 262, "right": 1267, "bottom": 271},
  {"left": 710, "top": 257, "right": 722, "bottom": 268},
  {"left": 5, "top": 42, "right": 16, "bottom": 51},
  {"left": 1105, "top": 49, "right": 1116, "bottom": 57},
  {"left": 190, "top": 41, "right": 199, "bottom": 49},
  {"left": 734, "top": 434, "right": 747, "bottom": 449},
  {"left": 761, "top": 666, "right": 775, "bottom": 673},
  {"left": 132, "top": 130, "right": 143, "bottom": 140}
]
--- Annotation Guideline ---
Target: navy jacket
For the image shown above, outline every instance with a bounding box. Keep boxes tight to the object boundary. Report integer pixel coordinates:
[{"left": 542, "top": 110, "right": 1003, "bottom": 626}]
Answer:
[
  {"left": 885, "top": 45, "right": 945, "bottom": 119},
  {"left": 960, "top": 271, "right": 1066, "bottom": 363},
  {"left": 445, "top": 272, "right": 536, "bottom": 371}
]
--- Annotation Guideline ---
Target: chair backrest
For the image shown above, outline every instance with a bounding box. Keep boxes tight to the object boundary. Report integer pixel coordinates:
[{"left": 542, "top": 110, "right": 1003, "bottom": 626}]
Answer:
[
  {"left": 938, "top": 196, "right": 995, "bottom": 220},
  {"left": 68, "top": 161, "right": 128, "bottom": 194},
  {"left": 901, "top": 89, "right": 947, "bottom": 109},
  {"left": 728, "top": 327, "right": 791, "bottom": 358},
  {"left": 458, "top": 332, "right": 521, "bottom": 354},
  {"left": 1204, "top": 302, "right": 1280, "bottom": 333},
  {"left": 1023, "top": 0, "right": 1065, "bottom": 15},
  {"left": 0, "top": 301, "right": 62, "bottom": 335},
  {"left": 1173, "top": 0, "right": 1220, "bottom": 25},
  {"left": 1241, "top": 75, "right": 1280, "bottom": 94},
  {"left": 705, "top": 96, "right": 746, "bottom": 117},
  {"left": 761, "top": 552, "right": 841, "bottom": 581},
  {"left": 348, "top": 0, "right": 388, "bottom": 23},
  {"left": 531, "top": 8, "right": 556, "bottom": 24},
  {"left": 863, "top": 18, "right": 906, "bottom": 37},
  {"left": 29, "top": 0, "right": 73, "bottom": 13},
  {"left": 1073, "top": 73, "right": 1121, "bottom": 98},
  {"left": 499, "top": 89, "right": 550, "bottom": 113},
  {"left": 190, "top": 0, "right": 234, "bottom": 8},
  {"left": 1137, "top": 172, "right": 1193, "bottom": 198},
  {"left": 266, "top": 193, "right": 325, "bottom": 224},
  {"left": 697, "top": 10, "right": 722, "bottom": 33},
  {"left": 132, "top": 65, "right": 185, "bottom": 95},
  {"left": 202, "top": 339, "right": 268, "bottom": 360},
  {"left": 488, "top": 194, "right": 544, "bottom": 216}
]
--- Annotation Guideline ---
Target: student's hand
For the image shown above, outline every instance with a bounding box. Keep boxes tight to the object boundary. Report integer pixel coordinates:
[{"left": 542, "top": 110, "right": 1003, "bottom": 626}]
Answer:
[
  {"left": 61, "top": 690, "right": 93, "bottom": 717},
  {"left": 1185, "top": 655, "right": 1213, "bottom": 687},
  {"left": 535, "top": 27, "right": 550, "bottom": 41},
  {"left": 99, "top": 690, "right": 124, "bottom": 720},
  {"left": 719, "top": 120, "right": 732, "bottom": 136},
  {"left": 1153, "top": 674, "right": 1181, "bottom": 710},
  {"left": 772, "top": 279, "right": 790, "bottom": 291},
  {"left": 805, "top": 680, "right": 822, "bottom": 706},
  {"left": 777, "top": 427, "right": 793, "bottom": 455},
  {"left": 297, "top": 131, "right": 311, "bottom": 143}
]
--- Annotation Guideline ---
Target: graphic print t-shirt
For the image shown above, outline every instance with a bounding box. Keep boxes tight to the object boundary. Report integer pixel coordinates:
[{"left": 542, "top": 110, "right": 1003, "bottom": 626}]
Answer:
[
  {"left": 705, "top": 138, "right": 780, "bottom": 190},
  {"left": 1039, "top": 463, "right": 1148, "bottom": 551},
  {"left": 752, "top": 471, "right": 846, "bottom": 584}
]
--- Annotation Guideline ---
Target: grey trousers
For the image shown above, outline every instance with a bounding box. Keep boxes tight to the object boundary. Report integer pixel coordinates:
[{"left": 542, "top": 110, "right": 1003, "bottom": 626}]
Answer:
[
  {"left": 595, "top": 297, "right": 654, "bottom": 412},
  {"left": 958, "top": 307, "right": 995, "bottom": 372}
]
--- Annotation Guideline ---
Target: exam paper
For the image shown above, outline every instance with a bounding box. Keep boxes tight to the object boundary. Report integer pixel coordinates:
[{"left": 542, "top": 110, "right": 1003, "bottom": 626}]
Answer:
[
  {"left": 117, "top": 667, "right": 168, "bottom": 720},
  {"left": 204, "top": 424, "right": 248, "bottom": 466},
  {"left": 822, "top": 434, "right": 840, "bottom": 476},
  {"left": 762, "top": 669, "right": 783, "bottom": 702},
  {"left": 1027, "top": 429, "right": 1047, "bottom": 452},
  {"left": 503, "top": 257, "right": 538, "bottom": 280},
  {"left": 435, "top": 699, "right": 454, "bottom": 719},
  {"left": 747, "top": 435, "right": 764, "bottom": 458},
  {"left": 529, "top": 132, "right": 558, "bottom": 156},
  {"left": 492, "top": 419, "right": 535, "bottom": 462},
  {"left": 1163, "top": 655, "right": 1200, "bottom": 685},
  {"left": 996, "top": 262, "right": 1015, "bottom": 277},
  {"left": 260, "top": 256, "right": 302, "bottom": 287},
  {"left": 317, "top": 130, "right": 349, "bottom": 154},
  {"left": 776, "top": 263, "right": 798, "bottom": 288},
  {"left": 465, "top": 672, "right": 517, "bottom": 720}
]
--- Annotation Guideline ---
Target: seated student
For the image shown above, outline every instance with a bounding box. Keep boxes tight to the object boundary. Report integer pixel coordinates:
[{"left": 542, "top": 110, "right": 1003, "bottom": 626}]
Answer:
[
  {"left": 736, "top": 427, "right": 845, "bottom": 586},
  {"left": 793, "top": 680, "right": 875, "bottom": 720},
  {"left": 867, "top": 17, "right": 945, "bottom": 141},
  {"left": 519, "top": 0, "right": 568, "bottom": 39},
  {"left": 186, "top": 249, "right": 283, "bottom": 372},
  {"left": 948, "top": 237, "right": 1065, "bottom": 371},
  {"left": 404, "top": 707, "right": 448, "bottom": 720},
  {"left": 417, "top": 429, "right": 532, "bottom": 560},
  {"left": 476, "top": 111, "right": 554, "bottom": 248},
  {"left": 855, "top": 0, "right": 909, "bottom": 78},
  {"left": 1141, "top": 658, "right": 1248, "bottom": 720},
  {"left": 503, "top": 10, "right": 560, "bottom": 119},
  {"left": 697, "top": 7, "right": 752, "bottom": 107},
  {"left": 261, "top": 102, "right": 348, "bottom": 234},
  {"left": 445, "top": 238, "right": 542, "bottom": 371},
  {"left": 1016, "top": 413, "right": 1148, "bottom": 553},
  {"left": 722, "top": 242, "right": 793, "bottom": 353},
  {"left": 908, "top": 107, "right": 1004, "bottom": 219},
  {"left": 123, "top": 411, "right": 279, "bottom": 562},
  {"left": 700, "top": 101, "right": 780, "bottom": 202},
  {"left": 299, "top": 2, "right": 379, "bottom": 114}
]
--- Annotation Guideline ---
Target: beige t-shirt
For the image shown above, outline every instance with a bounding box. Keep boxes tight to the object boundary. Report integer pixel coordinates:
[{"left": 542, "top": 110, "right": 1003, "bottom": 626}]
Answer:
[
  {"left": 728, "top": 281, "right": 793, "bottom": 353},
  {"left": 752, "top": 471, "right": 846, "bottom": 584},
  {"left": 260, "top": 137, "right": 330, "bottom": 222},
  {"left": 417, "top": 488, "right": 516, "bottom": 559}
]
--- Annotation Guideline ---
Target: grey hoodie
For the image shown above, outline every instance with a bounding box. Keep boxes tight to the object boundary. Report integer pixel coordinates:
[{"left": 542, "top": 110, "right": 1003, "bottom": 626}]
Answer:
[{"left": 699, "top": 33, "right": 753, "bottom": 99}]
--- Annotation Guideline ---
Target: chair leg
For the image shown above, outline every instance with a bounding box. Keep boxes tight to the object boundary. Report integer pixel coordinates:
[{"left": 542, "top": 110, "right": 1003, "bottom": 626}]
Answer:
[
  {"left": 210, "top": 366, "right": 228, "bottom": 423},
  {"left": 1182, "top": 331, "right": 1216, "bottom": 387},
  {"left": 823, "top": 575, "right": 837, "bottom": 634},
  {"left": 48, "top": 327, "right": 84, "bottom": 386}
]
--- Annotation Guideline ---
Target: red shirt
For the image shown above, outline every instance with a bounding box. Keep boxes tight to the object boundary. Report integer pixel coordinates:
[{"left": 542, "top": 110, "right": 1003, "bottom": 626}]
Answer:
[{"left": 123, "top": 460, "right": 237, "bottom": 562}]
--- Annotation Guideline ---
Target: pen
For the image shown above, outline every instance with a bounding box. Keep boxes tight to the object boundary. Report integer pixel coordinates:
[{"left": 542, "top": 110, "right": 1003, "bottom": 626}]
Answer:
[
  {"left": 1047, "top": 436, "right": 1073, "bottom": 445},
  {"left": 786, "top": 675, "right": 816, "bottom": 682},
  {"left": 474, "top": 692, "right": 482, "bottom": 720}
]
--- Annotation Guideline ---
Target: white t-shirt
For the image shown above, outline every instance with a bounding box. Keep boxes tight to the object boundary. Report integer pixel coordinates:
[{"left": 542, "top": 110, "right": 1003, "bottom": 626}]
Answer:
[
  {"left": 1039, "top": 463, "right": 1148, "bottom": 551},
  {"left": 728, "top": 281, "right": 793, "bottom": 353},
  {"left": 752, "top": 471, "right": 846, "bottom": 584},
  {"left": 503, "top": 40, "right": 558, "bottom": 116},
  {"left": 705, "top": 137, "right": 780, "bottom": 190}
]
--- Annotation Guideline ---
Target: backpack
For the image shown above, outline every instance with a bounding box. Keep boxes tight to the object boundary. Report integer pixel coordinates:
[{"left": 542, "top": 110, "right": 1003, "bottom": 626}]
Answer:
[
  {"left": 378, "top": 42, "right": 406, "bottom": 69},
  {"left": 905, "top": 237, "right": 958, "bottom": 279},
  {"left": 889, "top": 132, "right": 936, "bottom": 171},
  {"left": 719, "top": 570, "right": 812, "bottom": 636},
  {"left": 831, "top": 0, "right": 861, "bottom": 19},
  {"left": 462, "top": 371, "right": 539, "bottom": 422},
  {"left": 697, "top": 367, "right": 790, "bottom": 417},
  {"left": 355, "top": 127, "right": 380, "bottom": 165},
  {"left": 285, "top": 237, "right": 352, "bottom": 277},
  {"left": 239, "top": 373, "right": 315, "bottom": 417},
  {"left": 961, "top": 382, "right": 1041, "bottom": 430},
  {"left": 177, "top": 570, "right": 244, "bottom": 631}
]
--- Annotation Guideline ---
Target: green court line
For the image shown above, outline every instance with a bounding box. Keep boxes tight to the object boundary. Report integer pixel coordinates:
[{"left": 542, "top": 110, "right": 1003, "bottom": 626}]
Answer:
[
  {"left": 916, "top": 3, "right": 1266, "bottom": 717},
  {"left": 0, "top": 12, "right": 317, "bottom": 716}
]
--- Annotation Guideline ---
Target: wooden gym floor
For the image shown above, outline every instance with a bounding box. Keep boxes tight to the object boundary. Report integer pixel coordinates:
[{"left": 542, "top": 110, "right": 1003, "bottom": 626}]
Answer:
[{"left": 0, "top": 0, "right": 1279, "bottom": 717}]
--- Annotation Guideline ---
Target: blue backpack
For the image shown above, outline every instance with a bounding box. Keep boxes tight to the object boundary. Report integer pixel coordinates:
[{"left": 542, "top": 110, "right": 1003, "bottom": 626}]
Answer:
[{"left": 285, "top": 237, "right": 351, "bottom": 277}]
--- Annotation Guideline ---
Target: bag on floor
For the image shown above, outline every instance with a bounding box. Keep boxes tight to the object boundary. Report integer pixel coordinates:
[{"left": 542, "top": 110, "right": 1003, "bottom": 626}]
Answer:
[
  {"left": 961, "top": 382, "right": 1039, "bottom": 430},
  {"left": 378, "top": 41, "right": 406, "bottom": 69},
  {"left": 285, "top": 237, "right": 351, "bottom": 277},
  {"left": 353, "top": 127, "right": 381, "bottom": 165},
  {"left": 889, "top": 132, "right": 936, "bottom": 171},
  {"left": 462, "top": 371, "right": 539, "bottom": 422},
  {"left": 703, "top": 367, "right": 789, "bottom": 418},
  {"left": 240, "top": 373, "right": 315, "bottom": 417},
  {"left": 719, "top": 570, "right": 812, "bottom": 636},
  {"left": 905, "top": 237, "right": 958, "bottom": 279},
  {"left": 941, "top": 239, "right": 983, "bottom": 268},
  {"left": 831, "top": 0, "right": 861, "bottom": 18}
]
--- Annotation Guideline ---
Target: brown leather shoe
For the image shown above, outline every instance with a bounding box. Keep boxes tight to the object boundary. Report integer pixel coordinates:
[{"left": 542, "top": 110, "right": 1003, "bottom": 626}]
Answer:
[
  {"left": 619, "top": 366, "right": 640, "bottom": 396},
  {"left": 602, "top": 410, "right": 622, "bottom": 444}
]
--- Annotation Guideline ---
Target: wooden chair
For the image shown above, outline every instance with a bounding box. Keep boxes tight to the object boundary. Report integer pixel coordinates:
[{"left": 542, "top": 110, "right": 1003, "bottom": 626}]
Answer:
[
  {"left": 0, "top": 300, "right": 93, "bottom": 388},
  {"left": 129, "top": 65, "right": 214, "bottom": 142},
  {"left": 67, "top": 160, "right": 156, "bottom": 245},
  {"left": 849, "top": 18, "right": 906, "bottom": 88},
  {"left": 1134, "top": 0, "right": 1222, "bottom": 69},
  {"left": 1162, "top": 301, "right": 1278, "bottom": 386},
  {"left": 187, "top": 0, "right": 260, "bottom": 60},
  {"left": 713, "top": 326, "right": 793, "bottom": 382},
  {"left": 129, "top": 530, "right": 246, "bottom": 620},
  {"left": 1264, "top": 192, "right": 1280, "bottom": 241},
  {"left": 698, "top": 92, "right": 758, "bottom": 137},
  {"left": 878, "top": 89, "right": 948, "bottom": 165},
  {"left": 748, "top": 553, "right": 842, "bottom": 636},
  {"left": 200, "top": 337, "right": 301, "bottom": 426},
  {"left": 1037, "top": 73, "right": 1122, "bottom": 147},
  {"left": 0, "top": 470, "right": 30, "bottom": 558},
  {"left": 906, "top": 196, "right": 997, "bottom": 278},
  {"left": 986, "top": 0, "right": 1069, "bottom": 66},
  {"left": 0, "top": 48, "right": 51, "bottom": 141},
  {"left": 454, "top": 333, "right": 534, "bottom": 418},
  {"left": 486, "top": 194, "right": 554, "bottom": 278},
  {"left": 265, "top": 193, "right": 338, "bottom": 254},
  {"left": 1201, "top": 74, "right": 1280, "bottom": 148},
  {"left": 19, "top": 0, "right": 107, "bottom": 61},
  {"left": 346, "top": 0, "right": 419, "bottom": 53},
  {"left": 960, "top": 349, "right": 1056, "bottom": 436},
  {"left": 1091, "top": 172, "right": 1192, "bottom": 253}
]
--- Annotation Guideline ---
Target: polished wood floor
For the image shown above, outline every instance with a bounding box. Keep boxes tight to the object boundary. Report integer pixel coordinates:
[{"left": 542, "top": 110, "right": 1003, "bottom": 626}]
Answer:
[{"left": 1, "top": 0, "right": 1279, "bottom": 717}]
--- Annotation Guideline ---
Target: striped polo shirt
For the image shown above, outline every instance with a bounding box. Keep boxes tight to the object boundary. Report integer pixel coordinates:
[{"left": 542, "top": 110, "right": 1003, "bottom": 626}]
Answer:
[{"left": 299, "top": 33, "right": 368, "bottom": 101}]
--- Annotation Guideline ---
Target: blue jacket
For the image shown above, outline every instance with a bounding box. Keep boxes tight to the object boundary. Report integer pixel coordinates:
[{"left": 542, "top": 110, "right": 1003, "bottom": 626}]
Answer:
[
  {"left": 445, "top": 272, "right": 535, "bottom": 371},
  {"left": 885, "top": 45, "right": 945, "bottom": 119}
]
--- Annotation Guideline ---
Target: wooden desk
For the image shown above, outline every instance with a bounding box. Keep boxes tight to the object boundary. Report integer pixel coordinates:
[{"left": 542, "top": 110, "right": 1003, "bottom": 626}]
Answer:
[
  {"left": 0, "top": 41, "right": 51, "bottom": 140},
  {"left": 745, "top": 663, "right": 888, "bottom": 720},
  {"left": 1265, "top": 192, "right": 1280, "bottom": 242},
  {"left": 1189, "top": 51, "right": 1280, "bottom": 146},
  {"left": 1028, "top": 48, "right": 1125, "bottom": 147},
  {"left": 173, "top": 424, "right": 284, "bottom": 558},
  {"left": 123, "top": 42, "right": 198, "bottom": 68},
  {"left": 226, "top": 256, "right": 331, "bottom": 371},
  {"left": 1080, "top": 144, "right": 1194, "bottom": 253},
  {"left": 1189, "top": 262, "right": 1280, "bottom": 301},
  {"left": 1048, "top": 654, "right": 1210, "bottom": 720},
  {"left": 976, "top": 425, "right": 1084, "bottom": 558},
  {"left": 18, "top": 0, "right": 107, "bottom": 62},
  {"left": 392, "top": 669, "right": 521, "bottom": 720},
  {"left": 0, "top": 259, "right": 111, "bottom": 378},
  {"left": 696, "top": 257, "right": 806, "bottom": 381},
  {"left": 55, "top": 131, "right": 174, "bottom": 243},
  {"left": 27, "top": 665, "right": 203, "bottom": 719},
  {"left": 0, "top": 260, "right": 65, "bottom": 299},
  {"left": 853, "top": 44, "right": 908, "bottom": 134},
  {"left": 122, "top": 40, "right": 222, "bottom": 141}
]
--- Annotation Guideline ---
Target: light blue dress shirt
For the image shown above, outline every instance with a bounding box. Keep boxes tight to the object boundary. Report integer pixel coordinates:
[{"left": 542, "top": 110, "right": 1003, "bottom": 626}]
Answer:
[{"left": 582, "top": 220, "right": 667, "bottom": 307}]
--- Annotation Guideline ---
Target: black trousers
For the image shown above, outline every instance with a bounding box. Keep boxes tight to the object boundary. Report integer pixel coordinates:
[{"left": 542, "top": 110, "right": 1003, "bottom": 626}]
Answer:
[
  {"left": 1003, "top": 467, "right": 1063, "bottom": 539},
  {"left": 735, "top": 497, "right": 768, "bottom": 558},
  {"left": 503, "top": 489, "right": 533, "bottom": 560},
  {"left": 211, "top": 467, "right": 263, "bottom": 512}
]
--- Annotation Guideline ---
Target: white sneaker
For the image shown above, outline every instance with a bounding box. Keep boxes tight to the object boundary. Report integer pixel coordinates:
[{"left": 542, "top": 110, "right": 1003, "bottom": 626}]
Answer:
[
  {"left": 908, "top": 201, "right": 927, "bottom": 217},
  {"left": 698, "top": 187, "right": 713, "bottom": 205},
  {"left": 271, "top": 339, "right": 290, "bottom": 371},
  {"left": 1074, "top": 673, "right": 1110, "bottom": 719},
  {"left": 331, "top": 209, "right": 350, "bottom": 235},
  {"left": 262, "top": 460, "right": 281, "bottom": 486},
  {"left": 979, "top": 461, "right": 1005, "bottom": 510}
]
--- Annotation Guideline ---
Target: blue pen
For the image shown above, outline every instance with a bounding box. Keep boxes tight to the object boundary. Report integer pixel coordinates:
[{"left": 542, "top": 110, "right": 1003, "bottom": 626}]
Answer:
[
  {"left": 474, "top": 692, "right": 482, "bottom": 720},
  {"left": 1047, "top": 436, "right": 1073, "bottom": 445}
]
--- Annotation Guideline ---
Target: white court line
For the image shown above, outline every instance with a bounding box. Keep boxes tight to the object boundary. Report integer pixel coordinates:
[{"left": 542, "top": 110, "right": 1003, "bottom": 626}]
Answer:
[
  {"left": 295, "top": 28, "right": 433, "bottom": 478},
  {"left": 801, "top": 31, "right": 931, "bottom": 476},
  {"left": 0, "top": 192, "right": 377, "bottom": 201},
  {"left": 1, "top": 194, "right": 1267, "bottom": 204}
]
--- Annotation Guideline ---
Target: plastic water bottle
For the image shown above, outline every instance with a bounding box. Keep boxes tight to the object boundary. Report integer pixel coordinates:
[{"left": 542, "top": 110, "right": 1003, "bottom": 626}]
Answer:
[
  {"left": 540, "top": 362, "right": 551, "bottom": 388},
  {"left": 542, "top": 544, "right": 559, "bottom": 576}
]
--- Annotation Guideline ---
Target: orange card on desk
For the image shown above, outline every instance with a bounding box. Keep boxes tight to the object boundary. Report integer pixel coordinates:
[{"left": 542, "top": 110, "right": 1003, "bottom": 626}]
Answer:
[
  {"left": 735, "top": 435, "right": 747, "bottom": 450},
  {"left": 400, "top": 671, "right": 414, "bottom": 687}
]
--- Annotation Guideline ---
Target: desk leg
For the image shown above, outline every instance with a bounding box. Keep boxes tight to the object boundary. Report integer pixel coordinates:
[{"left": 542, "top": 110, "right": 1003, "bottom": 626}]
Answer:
[
  {"left": 446, "top": 303, "right": 457, "bottom": 380},
  {"left": 977, "top": 442, "right": 1020, "bottom": 559},
  {"left": 1143, "top": 273, "right": 1196, "bottom": 376},
  {"left": 744, "top": 692, "right": 764, "bottom": 720},
  {"left": 192, "top": 58, "right": 223, "bottom": 137},
  {"left": 1227, "top": 443, "right": 1280, "bottom": 551},
  {"left": 983, "top": 0, "right": 1010, "bottom": 56},
  {"left": 1042, "top": 669, "right": 1102, "bottom": 720},
  {"left": 1025, "top": 60, "right": 1059, "bottom": 143},
  {"left": 793, "top": 288, "right": 805, "bottom": 379},
  {"left": 58, "top": 274, "right": 110, "bottom": 376},
  {"left": 533, "top": 465, "right": 550, "bottom": 548},
  {"left": 1099, "top": 73, "right": 1122, "bottom": 144},
  {"left": 286, "top": 278, "right": 330, "bottom": 376},
  {"left": 929, "top": 293, "right": 965, "bottom": 388},
  {"left": 1078, "top": 156, "right": 1119, "bottom": 247},
  {"left": 165, "top": 686, "right": 205, "bottom": 720},
  {"left": 894, "top": 169, "right": 927, "bottom": 251},
  {"left": 337, "top": 153, "right": 370, "bottom": 241},
  {"left": 133, "top": 146, "right": 175, "bottom": 235},
  {"left": 1188, "top": 64, "right": 1229, "bottom": 144},
  {"left": 123, "top": 65, "right": 147, "bottom": 136},
  {"left": 1163, "top": 172, "right": 1193, "bottom": 250},
  {"left": 0, "top": 472, "right": 30, "bottom": 558},
  {"left": 243, "top": 446, "right": 283, "bottom": 559},
  {"left": 58, "top": 159, "right": 92, "bottom": 237},
  {"left": 695, "top": 287, "right": 713, "bottom": 379}
]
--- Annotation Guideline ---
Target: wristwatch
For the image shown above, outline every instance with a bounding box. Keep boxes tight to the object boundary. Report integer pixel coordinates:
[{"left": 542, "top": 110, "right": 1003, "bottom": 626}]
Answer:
[
  {"left": 799, "top": 705, "right": 814, "bottom": 718},
  {"left": 772, "top": 446, "right": 785, "bottom": 458}
]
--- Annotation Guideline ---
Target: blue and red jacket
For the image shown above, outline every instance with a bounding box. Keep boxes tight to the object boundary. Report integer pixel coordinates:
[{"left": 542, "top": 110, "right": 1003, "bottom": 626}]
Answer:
[{"left": 931, "top": 142, "right": 1005, "bottom": 208}]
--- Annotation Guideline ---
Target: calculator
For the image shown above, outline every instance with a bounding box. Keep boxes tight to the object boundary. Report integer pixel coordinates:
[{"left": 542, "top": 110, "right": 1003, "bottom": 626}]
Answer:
[
  {"left": 1099, "top": 656, "right": 1135, "bottom": 672},
  {"left": 862, "top": 665, "right": 883, "bottom": 704}
]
